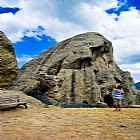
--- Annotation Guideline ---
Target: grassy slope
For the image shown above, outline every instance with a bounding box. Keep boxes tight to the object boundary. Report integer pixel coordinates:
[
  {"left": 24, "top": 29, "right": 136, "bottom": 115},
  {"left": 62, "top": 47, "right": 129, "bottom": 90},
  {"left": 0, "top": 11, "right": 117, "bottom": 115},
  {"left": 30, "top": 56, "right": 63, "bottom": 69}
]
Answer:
[{"left": 1, "top": 107, "right": 140, "bottom": 140}]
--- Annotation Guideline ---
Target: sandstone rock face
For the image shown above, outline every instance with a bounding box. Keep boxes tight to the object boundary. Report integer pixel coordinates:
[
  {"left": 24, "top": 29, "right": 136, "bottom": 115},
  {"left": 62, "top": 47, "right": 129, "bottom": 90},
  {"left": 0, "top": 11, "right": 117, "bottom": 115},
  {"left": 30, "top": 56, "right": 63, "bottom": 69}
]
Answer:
[
  {"left": 0, "top": 31, "right": 18, "bottom": 88},
  {"left": 11, "top": 32, "right": 138, "bottom": 106}
]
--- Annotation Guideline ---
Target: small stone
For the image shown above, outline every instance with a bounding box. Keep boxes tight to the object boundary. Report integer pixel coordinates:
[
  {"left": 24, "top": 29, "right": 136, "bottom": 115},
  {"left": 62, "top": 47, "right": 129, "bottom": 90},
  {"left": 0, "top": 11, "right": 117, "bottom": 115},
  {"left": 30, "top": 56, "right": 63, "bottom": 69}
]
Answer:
[{"left": 119, "top": 125, "right": 126, "bottom": 127}]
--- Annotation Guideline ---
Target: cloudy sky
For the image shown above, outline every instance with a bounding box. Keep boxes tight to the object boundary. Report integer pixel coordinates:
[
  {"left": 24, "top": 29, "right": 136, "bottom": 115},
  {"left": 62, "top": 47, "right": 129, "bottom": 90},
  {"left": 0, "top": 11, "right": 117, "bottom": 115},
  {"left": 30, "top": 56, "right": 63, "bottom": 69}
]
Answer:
[{"left": 0, "top": 0, "right": 140, "bottom": 82}]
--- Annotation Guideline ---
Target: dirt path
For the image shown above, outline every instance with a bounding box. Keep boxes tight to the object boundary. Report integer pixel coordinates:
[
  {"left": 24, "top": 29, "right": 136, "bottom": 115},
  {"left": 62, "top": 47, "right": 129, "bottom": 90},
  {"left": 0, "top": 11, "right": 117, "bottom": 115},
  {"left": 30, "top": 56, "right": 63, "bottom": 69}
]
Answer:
[{"left": 1, "top": 107, "right": 140, "bottom": 140}]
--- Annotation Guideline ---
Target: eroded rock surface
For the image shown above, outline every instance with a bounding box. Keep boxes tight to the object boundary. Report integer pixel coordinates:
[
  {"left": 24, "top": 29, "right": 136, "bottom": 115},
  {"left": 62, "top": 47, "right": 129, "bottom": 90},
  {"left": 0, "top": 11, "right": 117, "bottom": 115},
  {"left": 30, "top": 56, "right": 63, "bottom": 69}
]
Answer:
[
  {"left": 0, "top": 31, "right": 18, "bottom": 88},
  {"left": 11, "top": 32, "right": 138, "bottom": 106}
]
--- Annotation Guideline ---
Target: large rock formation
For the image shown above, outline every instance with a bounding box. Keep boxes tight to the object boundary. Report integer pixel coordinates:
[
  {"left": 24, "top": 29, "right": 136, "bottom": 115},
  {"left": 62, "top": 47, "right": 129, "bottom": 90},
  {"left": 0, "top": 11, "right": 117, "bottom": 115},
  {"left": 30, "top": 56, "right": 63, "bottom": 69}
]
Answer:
[
  {"left": 0, "top": 31, "right": 18, "bottom": 88},
  {"left": 11, "top": 32, "right": 138, "bottom": 106}
]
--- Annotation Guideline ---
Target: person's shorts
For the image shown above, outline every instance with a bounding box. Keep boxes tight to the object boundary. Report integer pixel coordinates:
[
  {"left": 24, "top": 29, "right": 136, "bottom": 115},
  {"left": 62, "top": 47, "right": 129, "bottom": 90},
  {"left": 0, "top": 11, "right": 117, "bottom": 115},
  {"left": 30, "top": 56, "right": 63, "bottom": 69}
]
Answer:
[{"left": 114, "top": 98, "right": 121, "bottom": 105}]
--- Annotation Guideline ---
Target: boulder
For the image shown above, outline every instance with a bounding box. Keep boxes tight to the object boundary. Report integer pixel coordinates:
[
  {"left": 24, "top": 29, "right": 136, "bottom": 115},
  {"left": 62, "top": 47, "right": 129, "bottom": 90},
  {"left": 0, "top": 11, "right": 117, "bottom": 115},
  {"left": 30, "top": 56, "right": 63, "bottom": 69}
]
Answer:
[{"left": 0, "top": 90, "right": 44, "bottom": 106}]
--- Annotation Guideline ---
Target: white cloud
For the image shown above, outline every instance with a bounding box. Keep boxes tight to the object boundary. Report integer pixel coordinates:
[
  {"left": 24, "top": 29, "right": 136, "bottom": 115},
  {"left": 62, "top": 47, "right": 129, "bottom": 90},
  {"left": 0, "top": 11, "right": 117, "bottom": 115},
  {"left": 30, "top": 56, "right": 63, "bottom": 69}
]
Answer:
[
  {"left": 119, "top": 63, "right": 140, "bottom": 75},
  {"left": 17, "top": 54, "right": 33, "bottom": 63},
  {"left": 16, "top": 54, "right": 33, "bottom": 68},
  {"left": 100, "top": 8, "right": 140, "bottom": 63},
  {"left": 89, "top": 0, "right": 118, "bottom": 10},
  {"left": 0, "top": 0, "right": 140, "bottom": 82},
  {"left": 0, "top": 0, "right": 20, "bottom": 7},
  {"left": 0, "top": 0, "right": 118, "bottom": 42},
  {"left": 119, "top": 62, "right": 140, "bottom": 82}
]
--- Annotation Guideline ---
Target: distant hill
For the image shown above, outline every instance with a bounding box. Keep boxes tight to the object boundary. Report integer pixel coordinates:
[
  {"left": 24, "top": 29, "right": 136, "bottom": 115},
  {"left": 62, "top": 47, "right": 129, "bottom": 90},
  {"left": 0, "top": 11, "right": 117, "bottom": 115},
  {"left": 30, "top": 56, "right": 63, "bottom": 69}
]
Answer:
[{"left": 135, "top": 82, "right": 140, "bottom": 90}]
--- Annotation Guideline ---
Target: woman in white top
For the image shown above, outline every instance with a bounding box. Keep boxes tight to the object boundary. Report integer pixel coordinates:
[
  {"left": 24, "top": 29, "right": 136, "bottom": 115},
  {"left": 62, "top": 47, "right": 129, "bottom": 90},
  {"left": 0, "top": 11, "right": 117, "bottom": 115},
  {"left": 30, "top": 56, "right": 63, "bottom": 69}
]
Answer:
[{"left": 113, "top": 85, "right": 123, "bottom": 111}]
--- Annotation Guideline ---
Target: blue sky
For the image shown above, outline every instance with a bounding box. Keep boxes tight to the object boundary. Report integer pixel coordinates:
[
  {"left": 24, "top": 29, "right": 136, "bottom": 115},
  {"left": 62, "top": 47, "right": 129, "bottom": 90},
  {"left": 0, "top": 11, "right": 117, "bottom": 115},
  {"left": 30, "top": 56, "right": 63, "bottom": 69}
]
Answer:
[{"left": 0, "top": 0, "right": 140, "bottom": 83}]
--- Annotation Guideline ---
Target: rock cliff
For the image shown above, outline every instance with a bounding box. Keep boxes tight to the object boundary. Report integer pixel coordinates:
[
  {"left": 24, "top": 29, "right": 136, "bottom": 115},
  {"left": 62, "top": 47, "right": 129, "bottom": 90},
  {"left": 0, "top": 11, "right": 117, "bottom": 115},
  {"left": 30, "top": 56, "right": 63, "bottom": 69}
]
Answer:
[
  {"left": 11, "top": 32, "right": 138, "bottom": 106},
  {"left": 0, "top": 31, "right": 18, "bottom": 88}
]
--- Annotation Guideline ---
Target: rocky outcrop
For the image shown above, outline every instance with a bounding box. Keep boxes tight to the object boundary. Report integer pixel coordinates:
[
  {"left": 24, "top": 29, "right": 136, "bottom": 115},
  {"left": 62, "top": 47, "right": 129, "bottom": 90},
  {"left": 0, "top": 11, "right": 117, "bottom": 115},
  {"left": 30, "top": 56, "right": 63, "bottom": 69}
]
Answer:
[
  {"left": 11, "top": 32, "right": 138, "bottom": 106},
  {"left": 0, "top": 90, "right": 44, "bottom": 106},
  {"left": 0, "top": 31, "right": 18, "bottom": 88}
]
